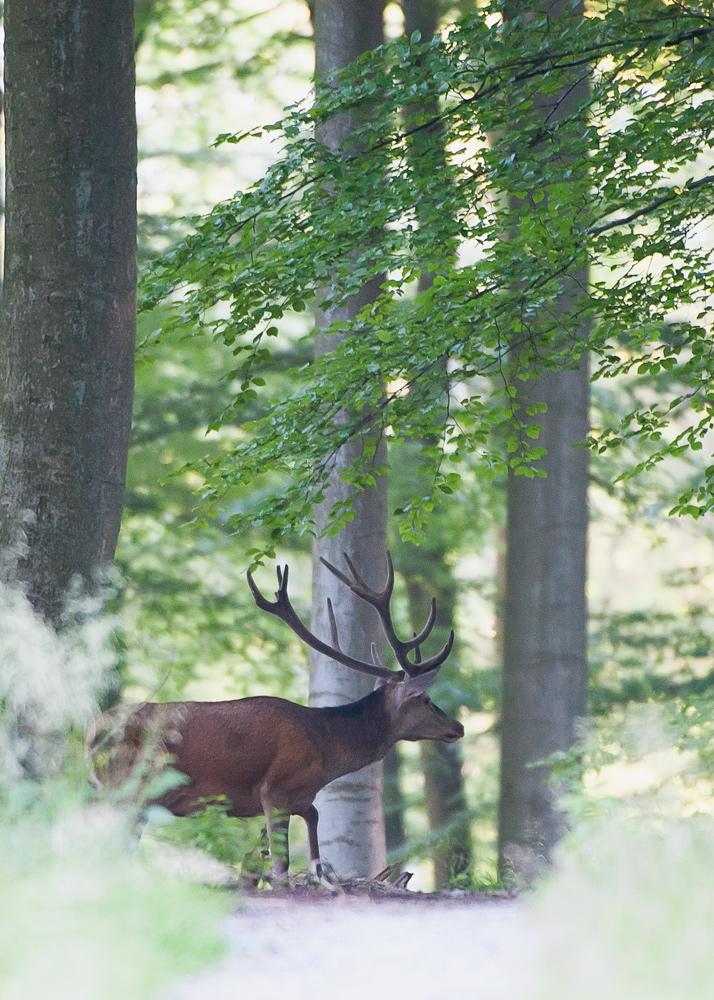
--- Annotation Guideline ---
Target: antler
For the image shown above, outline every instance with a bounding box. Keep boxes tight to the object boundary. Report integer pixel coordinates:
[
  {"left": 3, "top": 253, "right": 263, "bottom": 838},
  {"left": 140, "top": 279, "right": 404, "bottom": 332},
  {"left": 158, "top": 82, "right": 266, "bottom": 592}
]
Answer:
[
  {"left": 246, "top": 564, "right": 397, "bottom": 680},
  {"left": 320, "top": 552, "right": 454, "bottom": 677}
]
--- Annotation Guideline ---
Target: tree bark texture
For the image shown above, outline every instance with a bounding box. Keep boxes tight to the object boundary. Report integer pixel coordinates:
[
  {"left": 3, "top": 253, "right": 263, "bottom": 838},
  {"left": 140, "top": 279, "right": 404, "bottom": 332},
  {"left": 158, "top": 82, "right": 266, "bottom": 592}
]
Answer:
[
  {"left": 401, "top": 0, "right": 473, "bottom": 891},
  {"left": 383, "top": 746, "right": 406, "bottom": 853},
  {"left": 499, "top": 360, "right": 589, "bottom": 879},
  {"left": 402, "top": 0, "right": 441, "bottom": 42},
  {"left": 498, "top": 0, "right": 590, "bottom": 883},
  {"left": 419, "top": 740, "right": 471, "bottom": 888},
  {"left": 309, "top": 0, "right": 388, "bottom": 878},
  {"left": 0, "top": 0, "right": 137, "bottom": 623},
  {"left": 402, "top": 554, "right": 472, "bottom": 890}
]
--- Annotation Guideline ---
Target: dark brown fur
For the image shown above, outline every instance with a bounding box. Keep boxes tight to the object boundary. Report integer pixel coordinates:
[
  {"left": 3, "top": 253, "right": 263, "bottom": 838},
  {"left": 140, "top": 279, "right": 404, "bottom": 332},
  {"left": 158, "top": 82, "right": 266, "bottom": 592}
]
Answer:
[{"left": 87, "top": 680, "right": 463, "bottom": 875}]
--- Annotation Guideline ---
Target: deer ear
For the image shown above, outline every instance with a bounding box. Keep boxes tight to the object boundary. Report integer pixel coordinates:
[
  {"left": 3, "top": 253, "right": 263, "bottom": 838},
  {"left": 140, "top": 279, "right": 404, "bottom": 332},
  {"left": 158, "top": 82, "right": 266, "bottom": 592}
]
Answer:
[{"left": 394, "top": 667, "right": 441, "bottom": 705}]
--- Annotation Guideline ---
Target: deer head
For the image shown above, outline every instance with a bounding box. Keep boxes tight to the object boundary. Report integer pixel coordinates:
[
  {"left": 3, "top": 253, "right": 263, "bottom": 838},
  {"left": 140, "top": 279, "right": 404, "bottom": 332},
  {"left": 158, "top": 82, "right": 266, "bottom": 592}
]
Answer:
[
  {"left": 377, "top": 670, "right": 464, "bottom": 743},
  {"left": 247, "top": 551, "right": 463, "bottom": 745}
]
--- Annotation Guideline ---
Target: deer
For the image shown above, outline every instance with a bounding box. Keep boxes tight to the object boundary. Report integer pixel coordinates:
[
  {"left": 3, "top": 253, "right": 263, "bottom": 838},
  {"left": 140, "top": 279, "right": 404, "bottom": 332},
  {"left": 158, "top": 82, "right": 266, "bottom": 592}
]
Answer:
[{"left": 87, "top": 553, "right": 464, "bottom": 879}]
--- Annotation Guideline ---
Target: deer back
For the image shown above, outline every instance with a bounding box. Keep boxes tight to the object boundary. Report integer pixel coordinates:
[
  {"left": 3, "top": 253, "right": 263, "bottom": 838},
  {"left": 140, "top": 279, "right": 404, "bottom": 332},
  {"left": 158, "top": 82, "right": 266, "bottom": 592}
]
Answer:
[{"left": 89, "top": 697, "right": 338, "bottom": 818}]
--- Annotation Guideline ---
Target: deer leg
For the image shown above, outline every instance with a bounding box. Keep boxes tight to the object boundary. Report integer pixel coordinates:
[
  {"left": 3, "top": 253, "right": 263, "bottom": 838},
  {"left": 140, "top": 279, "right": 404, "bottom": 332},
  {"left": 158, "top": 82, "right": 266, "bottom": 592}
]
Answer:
[
  {"left": 264, "top": 807, "right": 290, "bottom": 879},
  {"left": 300, "top": 805, "right": 322, "bottom": 877}
]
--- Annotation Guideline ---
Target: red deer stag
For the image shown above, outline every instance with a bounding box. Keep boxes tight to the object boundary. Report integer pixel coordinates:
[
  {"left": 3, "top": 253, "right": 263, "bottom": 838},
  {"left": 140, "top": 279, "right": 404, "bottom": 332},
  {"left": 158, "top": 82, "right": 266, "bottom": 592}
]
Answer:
[{"left": 87, "top": 553, "right": 464, "bottom": 877}]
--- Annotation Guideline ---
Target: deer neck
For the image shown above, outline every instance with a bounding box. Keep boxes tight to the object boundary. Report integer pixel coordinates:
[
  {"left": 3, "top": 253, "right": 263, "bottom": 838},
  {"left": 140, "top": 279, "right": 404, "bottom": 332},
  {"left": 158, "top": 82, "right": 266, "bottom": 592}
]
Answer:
[{"left": 317, "top": 689, "right": 394, "bottom": 784}]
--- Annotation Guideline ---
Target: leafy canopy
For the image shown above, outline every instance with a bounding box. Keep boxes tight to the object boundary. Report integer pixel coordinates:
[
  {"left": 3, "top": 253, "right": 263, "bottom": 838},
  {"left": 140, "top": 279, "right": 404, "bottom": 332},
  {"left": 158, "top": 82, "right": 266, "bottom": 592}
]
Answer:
[{"left": 140, "top": 0, "right": 714, "bottom": 558}]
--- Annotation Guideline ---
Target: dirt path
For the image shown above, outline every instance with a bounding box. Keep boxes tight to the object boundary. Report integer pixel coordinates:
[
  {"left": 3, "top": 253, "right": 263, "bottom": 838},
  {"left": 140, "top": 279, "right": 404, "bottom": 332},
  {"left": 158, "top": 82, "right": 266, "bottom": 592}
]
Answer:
[{"left": 166, "top": 895, "right": 538, "bottom": 1000}]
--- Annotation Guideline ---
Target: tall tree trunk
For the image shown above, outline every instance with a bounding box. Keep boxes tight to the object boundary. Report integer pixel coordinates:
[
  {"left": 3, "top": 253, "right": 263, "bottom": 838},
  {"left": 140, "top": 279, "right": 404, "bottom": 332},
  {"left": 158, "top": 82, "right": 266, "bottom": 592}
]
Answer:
[
  {"left": 383, "top": 746, "right": 406, "bottom": 854},
  {"left": 498, "top": 0, "right": 589, "bottom": 883},
  {"left": 402, "top": 0, "right": 440, "bottom": 41},
  {"left": 401, "top": 0, "right": 473, "bottom": 891},
  {"left": 0, "top": 0, "right": 137, "bottom": 623},
  {"left": 420, "top": 740, "right": 471, "bottom": 888},
  {"left": 499, "top": 361, "right": 589, "bottom": 881},
  {"left": 402, "top": 557, "right": 471, "bottom": 890},
  {"left": 309, "top": 0, "right": 388, "bottom": 879}
]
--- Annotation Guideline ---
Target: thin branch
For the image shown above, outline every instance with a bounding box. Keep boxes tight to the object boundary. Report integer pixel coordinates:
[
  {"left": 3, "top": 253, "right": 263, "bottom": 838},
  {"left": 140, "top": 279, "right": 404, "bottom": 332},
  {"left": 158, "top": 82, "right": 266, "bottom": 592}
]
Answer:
[{"left": 590, "top": 173, "right": 714, "bottom": 237}]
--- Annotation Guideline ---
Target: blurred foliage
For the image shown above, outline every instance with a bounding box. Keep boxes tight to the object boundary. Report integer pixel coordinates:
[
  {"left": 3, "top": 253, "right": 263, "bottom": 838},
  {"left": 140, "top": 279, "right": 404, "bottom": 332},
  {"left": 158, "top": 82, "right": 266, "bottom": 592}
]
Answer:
[
  {"left": 530, "top": 810, "right": 714, "bottom": 998},
  {"left": 146, "top": 799, "right": 268, "bottom": 874},
  {"left": 0, "top": 785, "right": 229, "bottom": 1000},
  {"left": 114, "top": 306, "right": 314, "bottom": 701},
  {"left": 124, "top": 2, "right": 318, "bottom": 703},
  {"left": 590, "top": 603, "right": 714, "bottom": 715},
  {"left": 0, "top": 791, "right": 228, "bottom": 1000},
  {"left": 526, "top": 688, "right": 714, "bottom": 995},
  {"left": 0, "top": 586, "right": 228, "bottom": 1000},
  {"left": 541, "top": 694, "right": 714, "bottom": 834},
  {"left": 134, "top": 0, "right": 313, "bottom": 263},
  {"left": 135, "top": 0, "right": 310, "bottom": 83}
]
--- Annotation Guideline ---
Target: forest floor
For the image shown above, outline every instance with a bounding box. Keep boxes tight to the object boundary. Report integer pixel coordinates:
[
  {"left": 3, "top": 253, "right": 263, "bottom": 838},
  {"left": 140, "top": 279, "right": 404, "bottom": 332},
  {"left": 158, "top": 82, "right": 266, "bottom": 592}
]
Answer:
[{"left": 164, "top": 882, "right": 538, "bottom": 1000}]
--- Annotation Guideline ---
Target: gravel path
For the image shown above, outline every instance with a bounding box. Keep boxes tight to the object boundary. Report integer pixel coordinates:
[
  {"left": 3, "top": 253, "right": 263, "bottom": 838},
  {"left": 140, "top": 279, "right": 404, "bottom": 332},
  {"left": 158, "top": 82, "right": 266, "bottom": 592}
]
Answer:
[{"left": 166, "top": 896, "right": 538, "bottom": 1000}]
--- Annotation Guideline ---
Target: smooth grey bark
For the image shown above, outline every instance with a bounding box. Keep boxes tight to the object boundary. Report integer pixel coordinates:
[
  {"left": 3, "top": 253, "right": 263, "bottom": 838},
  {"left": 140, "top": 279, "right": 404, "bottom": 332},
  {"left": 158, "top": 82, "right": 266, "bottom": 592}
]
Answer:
[
  {"left": 383, "top": 746, "right": 406, "bottom": 853},
  {"left": 401, "top": 0, "right": 473, "bottom": 891},
  {"left": 498, "top": 0, "right": 590, "bottom": 883},
  {"left": 0, "top": 0, "right": 137, "bottom": 623},
  {"left": 309, "top": 0, "right": 388, "bottom": 878},
  {"left": 420, "top": 740, "right": 471, "bottom": 888},
  {"left": 310, "top": 482, "right": 388, "bottom": 877},
  {"left": 499, "top": 361, "right": 589, "bottom": 880},
  {"left": 402, "top": 0, "right": 441, "bottom": 40},
  {"left": 402, "top": 555, "right": 472, "bottom": 889}
]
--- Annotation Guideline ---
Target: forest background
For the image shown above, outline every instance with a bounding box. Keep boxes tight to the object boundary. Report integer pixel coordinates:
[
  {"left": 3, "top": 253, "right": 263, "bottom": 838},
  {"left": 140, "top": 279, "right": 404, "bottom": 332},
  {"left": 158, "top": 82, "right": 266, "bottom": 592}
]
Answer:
[
  {"left": 1, "top": 1, "right": 714, "bottom": 998},
  {"left": 127, "top": 0, "right": 714, "bottom": 886}
]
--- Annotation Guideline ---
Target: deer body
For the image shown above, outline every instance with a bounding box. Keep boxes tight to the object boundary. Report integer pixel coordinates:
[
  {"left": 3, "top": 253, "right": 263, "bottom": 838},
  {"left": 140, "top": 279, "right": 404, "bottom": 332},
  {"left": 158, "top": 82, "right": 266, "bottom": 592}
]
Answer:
[
  {"left": 91, "top": 681, "right": 462, "bottom": 874},
  {"left": 89, "top": 553, "right": 464, "bottom": 877}
]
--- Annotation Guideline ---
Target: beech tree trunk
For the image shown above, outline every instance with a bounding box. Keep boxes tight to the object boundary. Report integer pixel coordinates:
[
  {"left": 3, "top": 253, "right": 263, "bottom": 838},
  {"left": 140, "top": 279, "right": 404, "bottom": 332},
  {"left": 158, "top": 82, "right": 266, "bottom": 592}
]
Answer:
[
  {"left": 420, "top": 740, "right": 471, "bottom": 888},
  {"left": 498, "top": 0, "right": 589, "bottom": 883},
  {"left": 499, "top": 361, "right": 589, "bottom": 881},
  {"left": 401, "top": 0, "right": 473, "bottom": 891},
  {"left": 309, "top": 0, "right": 388, "bottom": 878},
  {"left": 0, "top": 0, "right": 137, "bottom": 623},
  {"left": 402, "top": 0, "right": 440, "bottom": 41},
  {"left": 383, "top": 746, "right": 406, "bottom": 853},
  {"left": 402, "top": 556, "right": 471, "bottom": 890}
]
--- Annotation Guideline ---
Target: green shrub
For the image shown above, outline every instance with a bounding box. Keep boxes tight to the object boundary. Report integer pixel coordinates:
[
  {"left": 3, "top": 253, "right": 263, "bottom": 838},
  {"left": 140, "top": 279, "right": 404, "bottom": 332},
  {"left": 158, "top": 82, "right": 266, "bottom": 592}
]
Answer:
[
  {"left": 0, "top": 584, "right": 229, "bottom": 1000},
  {"left": 531, "top": 812, "right": 714, "bottom": 999}
]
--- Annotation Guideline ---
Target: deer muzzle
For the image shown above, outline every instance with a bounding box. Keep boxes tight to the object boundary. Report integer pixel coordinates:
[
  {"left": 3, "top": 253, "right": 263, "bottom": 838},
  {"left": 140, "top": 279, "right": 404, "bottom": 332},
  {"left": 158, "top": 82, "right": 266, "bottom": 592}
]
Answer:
[{"left": 443, "top": 720, "right": 465, "bottom": 743}]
